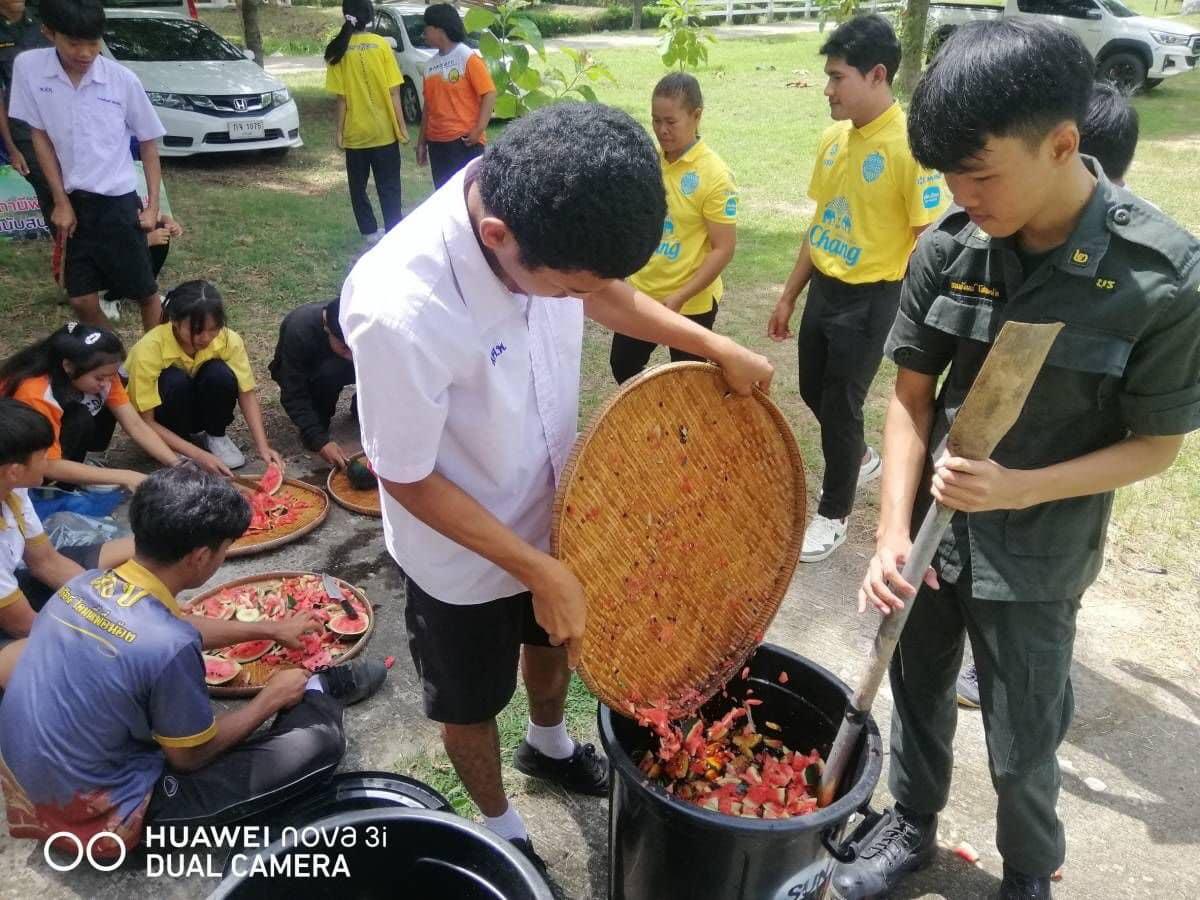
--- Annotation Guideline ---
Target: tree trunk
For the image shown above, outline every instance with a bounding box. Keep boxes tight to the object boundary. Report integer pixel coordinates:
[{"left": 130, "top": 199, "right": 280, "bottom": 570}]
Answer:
[
  {"left": 241, "top": 0, "right": 265, "bottom": 67},
  {"left": 632, "top": 0, "right": 644, "bottom": 29},
  {"left": 896, "top": 0, "right": 931, "bottom": 97}
]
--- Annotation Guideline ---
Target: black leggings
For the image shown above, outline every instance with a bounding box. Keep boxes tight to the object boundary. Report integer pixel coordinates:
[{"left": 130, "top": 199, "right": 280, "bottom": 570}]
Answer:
[
  {"left": 145, "top": 690, "right": 346, "bottom": 827},
  {"left": 609, "top": 303, "right": 719, "bottom": 385},
  {"left": 59, "top": 403, "right": 118, "bottom": 463},
  {"left": 153, "top": 361, "right": 239, "bottom": 439},
  {"left": 345, "top": 141, "right": 403, "bottom": 235}
]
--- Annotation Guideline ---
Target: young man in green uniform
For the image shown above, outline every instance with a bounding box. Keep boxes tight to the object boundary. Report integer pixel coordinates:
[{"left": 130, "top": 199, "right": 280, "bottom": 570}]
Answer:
[{"left": 836, "top": 20, "right": 1200, "bottom": 900}]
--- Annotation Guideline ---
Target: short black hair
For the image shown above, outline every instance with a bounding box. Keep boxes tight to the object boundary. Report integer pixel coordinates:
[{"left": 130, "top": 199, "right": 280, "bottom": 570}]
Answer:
[
  {"left": 162, "top": 279, "right": 227, "bottom": 334},
  {"left": 40, "top": 0, "right": 105, "bottom": 40},
  {"left": 130, "top": 463, "right": 251, "bottom": 564},
  {"left": 1080, "top": 82, "right": 1139, "bottom": 182},
  {"left": 819, "top": 14, "right": 901, "bottom": 84},
  {"left": 424, "top": 3, "right": 466, "bottom": 43},
  {"left": 0, "top": 398, "right": 54, "bottom": 465},
  {"left": 909, "top": 20, "right": 1095, "bottom": 173},
  {"left": 323, "top": 297, "right": 344, "bottom": 341},
  {"left": 654, "top": 72, "right": 703, "bottom": 112},
  {"left": 478, "top": 103, "right": 665, "bottom": 279}
]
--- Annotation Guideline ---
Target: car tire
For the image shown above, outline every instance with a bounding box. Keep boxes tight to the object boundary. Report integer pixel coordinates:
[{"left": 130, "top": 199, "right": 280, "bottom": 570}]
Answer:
[
  {"left": 1143, "top": 77, "right": 1163, "bottom": 90},
  {"left": 262, "top": 147, "right": 291, "bottom": 160},
  {"left": 400, "top": 81, "right": 422, "bottom": 126},
  {"left": 1098, "top": 51, "right": 1148, "bottom": 93}
]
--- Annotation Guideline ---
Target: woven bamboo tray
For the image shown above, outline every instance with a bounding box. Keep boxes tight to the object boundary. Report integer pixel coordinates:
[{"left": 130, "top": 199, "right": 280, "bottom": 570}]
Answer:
[
  {"left": 327, "top": 453, "right": 382, "bottom": 518},
  {"left": 228, "top": 478, "right": 329, "bottom": 558},
  {"left": 184, "top": 570, "right": 375, "bottom": 698},
  {"left": 552, "top": 363, "right": 806, "bottom": 718}
]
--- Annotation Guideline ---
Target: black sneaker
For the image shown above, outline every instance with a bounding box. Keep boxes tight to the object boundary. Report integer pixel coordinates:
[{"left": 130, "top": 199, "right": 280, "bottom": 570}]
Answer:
[
  {"left": 957, "top": 663, "right": 981, "bottom": 709},
  {"left": 509, "top": 836, "right": 548, "bottom": 874},
  {"left": 316, "top": 659, "right": 387, "bottom": 705},
  {"left": 999, "top": 865, "right": 1053, "bottom": 899},
  {"left": 830, "top": 806, "right": 937, "bottom": 899},
  {"left": 513, "top": 740, "right": 609, "bottom": 797}
]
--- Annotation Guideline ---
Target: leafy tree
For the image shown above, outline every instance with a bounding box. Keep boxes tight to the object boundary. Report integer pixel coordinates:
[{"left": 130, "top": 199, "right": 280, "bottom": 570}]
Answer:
[
  {"left": 650, "top": 0, "right": 715, "bottom": 71},
  {"left": 240, "top": 0, "right": 264, "bottom": 66},
  {"left": 466, "top": 1, "right": 614, "bottom": 118}
]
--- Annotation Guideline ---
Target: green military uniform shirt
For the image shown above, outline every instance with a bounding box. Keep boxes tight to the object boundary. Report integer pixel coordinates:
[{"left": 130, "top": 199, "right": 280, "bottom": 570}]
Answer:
[{"left": 885, "top": 159, "right": 1200, "bottom": 603}]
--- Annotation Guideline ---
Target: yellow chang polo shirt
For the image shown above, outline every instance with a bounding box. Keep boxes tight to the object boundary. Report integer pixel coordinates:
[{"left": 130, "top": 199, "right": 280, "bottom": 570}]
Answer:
[
  {"left": 125, "top": 324, "right": 256, "bottom": 413},
  {"left": 630, "top": 139, "right": 738, "bottom": 316},
  {"left": 806, "top": 102, "right": 949, "bottom": 284},
  {"left": 325, "top": 32, "right": 407, "bottom": 149}
]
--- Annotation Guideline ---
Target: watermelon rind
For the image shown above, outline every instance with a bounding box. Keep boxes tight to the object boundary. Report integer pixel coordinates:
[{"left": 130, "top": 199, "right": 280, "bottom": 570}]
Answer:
[
  {"left": 327, "top": 613, "right": 368, "bottom": 636},
  {"left": 203, "top": 654, "right": 242, "bottom": 685},
  {"left": 258, "top": 463, "right": 284, "bottom": 496},
  {"left": 225, "top": 639, "right": 275, "bottom": 663}
]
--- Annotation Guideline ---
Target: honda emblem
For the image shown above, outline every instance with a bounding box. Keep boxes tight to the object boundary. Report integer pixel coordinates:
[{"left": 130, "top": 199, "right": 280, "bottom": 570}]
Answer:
[{"left": 233, "top": 97, "right": 248, "bottom": 112}]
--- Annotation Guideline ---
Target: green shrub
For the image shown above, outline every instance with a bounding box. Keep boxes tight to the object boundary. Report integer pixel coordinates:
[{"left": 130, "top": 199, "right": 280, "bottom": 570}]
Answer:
[{"left": 524, "top": 4, "right": 662, "bottom": 35}]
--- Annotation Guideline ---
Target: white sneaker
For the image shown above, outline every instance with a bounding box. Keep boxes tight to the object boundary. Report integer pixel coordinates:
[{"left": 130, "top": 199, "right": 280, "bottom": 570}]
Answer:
[
  {"left": 204, "top": 433, "right": 245, "bottom": 469},
  {"left": 364, "top": 229, "right": 386, "bottom": 246},
  {"left": 801, "top": 514, "right": 848, "bottom": 563},
  {"left": 98, "top": 298, "right": 121, "bottom": 322},
  {"left": 858, "top": 447, "right": 882, "bottom": 488}
]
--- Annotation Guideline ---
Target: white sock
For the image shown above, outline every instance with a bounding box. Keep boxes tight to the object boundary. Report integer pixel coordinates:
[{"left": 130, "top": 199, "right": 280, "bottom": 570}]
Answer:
[
  {"left": 305, "top": 675, "right": 324, "bottom": 693},
  {"left": 525, "top": 719, "right": 574, "bottom": 760},
  {"left": 483, "top": 803, "right": 527, "bottom": 841}
]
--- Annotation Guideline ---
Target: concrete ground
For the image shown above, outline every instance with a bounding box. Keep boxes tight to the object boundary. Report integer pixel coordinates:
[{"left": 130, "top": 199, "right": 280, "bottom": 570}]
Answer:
[{"left": 0, "top": 398, "right": 1197, "bottom": 900}]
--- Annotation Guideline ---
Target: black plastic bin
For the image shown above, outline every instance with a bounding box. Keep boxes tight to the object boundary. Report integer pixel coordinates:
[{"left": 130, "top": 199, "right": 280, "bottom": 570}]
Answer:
[
  {"left": 599, "top": 643, "right": 884, "bottom": 900},
  {"left": 208, "top": 808, "right": 554, "bottom": 900}
]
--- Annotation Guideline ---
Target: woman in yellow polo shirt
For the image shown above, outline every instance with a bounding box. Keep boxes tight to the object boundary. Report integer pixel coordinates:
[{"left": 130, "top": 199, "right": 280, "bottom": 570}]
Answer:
[
  {"left": 611, "top": 72, "right": 738, "bottom": 384},
  {"left": 325, "top": 0, "right": 410, "bottom": 241},
  {"left": 125, "top": 281, "right": 284, "bottom": 476}
]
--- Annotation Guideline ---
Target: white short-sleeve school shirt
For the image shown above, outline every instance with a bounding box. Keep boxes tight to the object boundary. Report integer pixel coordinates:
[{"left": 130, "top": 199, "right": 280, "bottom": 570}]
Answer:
[
  {"left": 341, "top": 164, "right": 584, "bottom": 605},
  {"left": 0, "top": 489, "right": 47, "bottom": 611},
  {"left": 7, "top": 49, "right": 165, "bottom": 197}
]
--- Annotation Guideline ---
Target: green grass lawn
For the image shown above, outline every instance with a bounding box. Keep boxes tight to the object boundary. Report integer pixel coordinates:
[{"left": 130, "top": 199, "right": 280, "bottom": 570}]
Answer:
[{"left": 1, "top": 31, "right": 1197, "bottom": 810}]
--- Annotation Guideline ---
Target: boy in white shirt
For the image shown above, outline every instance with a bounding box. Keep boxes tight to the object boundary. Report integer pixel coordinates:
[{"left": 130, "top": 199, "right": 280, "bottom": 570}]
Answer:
[
  {"left": 8, "top": 0, "right": 167, "bottom": 332},
  {"left": 343, "top": 102, "right": 773, "bottom": 871}
]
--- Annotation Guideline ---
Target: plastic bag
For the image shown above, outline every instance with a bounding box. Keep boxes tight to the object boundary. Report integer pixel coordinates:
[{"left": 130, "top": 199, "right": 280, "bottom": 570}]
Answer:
[
  {"left": 42, "top": 511, "right": 129, "bottom": 550},
  {"left": 29, "top": 486, "right": 128, "bottom": 522}
]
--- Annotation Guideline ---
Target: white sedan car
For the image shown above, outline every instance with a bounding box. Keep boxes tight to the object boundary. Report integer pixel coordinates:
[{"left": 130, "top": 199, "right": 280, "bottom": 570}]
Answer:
[{"left": 102, "top": 10, "right": 302, "bottom": 157}]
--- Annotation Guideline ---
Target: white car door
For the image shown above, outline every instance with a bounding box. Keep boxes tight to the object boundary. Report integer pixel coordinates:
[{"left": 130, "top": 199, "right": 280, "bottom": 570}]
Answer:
[{"left": 1011, "top": 0, "right": 1107, "bottom": 54}]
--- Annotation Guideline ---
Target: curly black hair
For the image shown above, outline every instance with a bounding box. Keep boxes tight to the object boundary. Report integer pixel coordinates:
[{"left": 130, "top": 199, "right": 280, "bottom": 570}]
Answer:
[
  {"left": 478, "top": 102, "right": 666, "bottom": 279},
  {"left": 909, "top": 20, "right": 1094, "bottom": 173}
]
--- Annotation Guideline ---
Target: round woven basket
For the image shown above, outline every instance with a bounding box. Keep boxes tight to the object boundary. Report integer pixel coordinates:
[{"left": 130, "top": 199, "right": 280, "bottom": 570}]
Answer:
[
  {"left": 228, "top": 479, "right": 330, "bottom": 558},
  {"left": 327, "top": 453, "right": 382, "bottom": 518},
  {"left": 552, "top": 362, "right": 806, "bottom": 718},
  {"left": 184, "top": 570, "right": 375, "bottom": 698}
]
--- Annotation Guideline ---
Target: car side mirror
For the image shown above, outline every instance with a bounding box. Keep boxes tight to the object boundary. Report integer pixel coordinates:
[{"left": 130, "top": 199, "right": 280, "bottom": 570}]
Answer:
[
  {"left": 243, "top": 48, "right": 255, "bottom": 60},
  {"left": 1085, "top": 8, "right": 1102, "bottom": 19},
  {"left": 385, "top": 36, "right": 398, "bottom": 49}
]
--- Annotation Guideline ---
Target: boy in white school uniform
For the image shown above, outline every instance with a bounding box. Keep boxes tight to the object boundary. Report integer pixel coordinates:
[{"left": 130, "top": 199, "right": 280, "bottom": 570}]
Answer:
[
  {"left": 341, "top": 102, "right": 774, "bottom": 871},
  {"left": 7, "top": 0, "right": 166, "bottom": 332}
]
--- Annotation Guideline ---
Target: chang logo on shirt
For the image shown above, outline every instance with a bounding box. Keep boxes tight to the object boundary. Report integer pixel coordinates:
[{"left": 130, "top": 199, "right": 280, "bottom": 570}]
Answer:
[
  {"left": 824, "top": 142, "right": 839, "bottom": 167},
  {"left": 922, "top": 186, "right": 942, "bottom": 209},
  {"left": 680, "top": 171, "right": 700, "bottom": 197},
  {"left": 654, "top": 214, "right": 682, "bottom": 262},
  {"left": 862, "top": 151, "right": 885, "bottom": 183},
  {"left": 810, "top": 196, "right": 862, "bottom": 268},
  {"left": 724, "top": 195, "right": 738, "bottom": 217}
]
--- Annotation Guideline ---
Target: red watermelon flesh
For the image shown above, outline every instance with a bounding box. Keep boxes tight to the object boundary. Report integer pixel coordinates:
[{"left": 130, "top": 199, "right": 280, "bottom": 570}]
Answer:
[
  {"left": 258, "top": 463, "right": 284, "bottom": 495},
  {"left": 328, "top": 613, "right": 368, "bottom": 636},
  {"left": 204, "top": 655, "right": 241, "bottom": 685},
  {"left": 197, "top": 595, "right": 235, "bottom": 620},
  {"left": 225, "top": 639, "right": 275, "bottom": 663}
]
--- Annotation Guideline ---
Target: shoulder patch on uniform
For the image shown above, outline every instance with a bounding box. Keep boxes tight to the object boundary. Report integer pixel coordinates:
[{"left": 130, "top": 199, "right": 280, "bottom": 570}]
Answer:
[{"left": 1106, "top": 195, "right": 1200, "bottom": 278}]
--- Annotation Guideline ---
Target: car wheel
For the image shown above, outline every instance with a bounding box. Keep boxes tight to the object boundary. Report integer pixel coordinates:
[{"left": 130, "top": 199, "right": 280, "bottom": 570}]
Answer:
[
  {"left": 1143, "top": 77, "right": 1163, "bottom": 90},
  {"left": 1098, "top": 52, "right": 1148, "bottom": 93},
  {"left": 400, "top": 81, "right": 422, "bottom": 126}
]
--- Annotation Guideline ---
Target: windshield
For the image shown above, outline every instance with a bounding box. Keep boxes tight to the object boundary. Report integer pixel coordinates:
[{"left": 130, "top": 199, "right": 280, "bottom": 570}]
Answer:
[
  {"left": 1095, "top": 0, "right": 1137, "bottom": 17},
  {"left": 103, "top": 18, "right": 246, "bottom": 62}
]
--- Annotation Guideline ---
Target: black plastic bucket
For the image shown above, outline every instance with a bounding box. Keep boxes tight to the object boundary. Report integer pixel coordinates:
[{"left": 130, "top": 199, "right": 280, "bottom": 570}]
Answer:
[
  {"left": 599, "top": 643, "right": 883, "bottom": 900},
  {"left": 272, "top": 771, "right": 452, "bottom": 822},
  {"left": 209, "top": 808, "right": 553, "bottom": 900}
]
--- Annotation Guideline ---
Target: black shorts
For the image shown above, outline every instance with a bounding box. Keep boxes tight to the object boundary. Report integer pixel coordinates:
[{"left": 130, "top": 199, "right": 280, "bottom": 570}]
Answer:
[
  {"left": 63, "top": 191, "right": 158, "bottom": 300},
  {"left": 403, "top": 574, "right": 553, "bottom": 725}
]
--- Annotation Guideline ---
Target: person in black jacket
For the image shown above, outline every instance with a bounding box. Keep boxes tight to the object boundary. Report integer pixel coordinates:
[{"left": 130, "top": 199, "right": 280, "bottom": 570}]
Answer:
[{"left": 269, "top": 298, "right": 356, "bottom": 468}]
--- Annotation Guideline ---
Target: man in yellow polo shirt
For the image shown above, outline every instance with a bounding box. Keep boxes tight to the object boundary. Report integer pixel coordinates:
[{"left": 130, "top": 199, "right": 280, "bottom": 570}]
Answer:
[
  {"left": 767, "top": 14, "right": 948, "bottom": 562},
  {"left": 613, "top": 73, "right": 738, "bottom": 383}
]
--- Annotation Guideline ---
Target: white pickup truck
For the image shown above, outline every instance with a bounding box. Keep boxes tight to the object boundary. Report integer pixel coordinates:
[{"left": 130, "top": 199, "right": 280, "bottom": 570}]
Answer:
[{"left": 926, "top": 0, "right": 1200, "bottom": 92}]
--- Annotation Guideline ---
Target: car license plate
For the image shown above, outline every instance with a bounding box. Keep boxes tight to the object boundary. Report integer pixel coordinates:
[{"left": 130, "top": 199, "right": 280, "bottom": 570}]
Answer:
[{"left": 228, "top": 120, "right": 265, "bottom": 140}]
